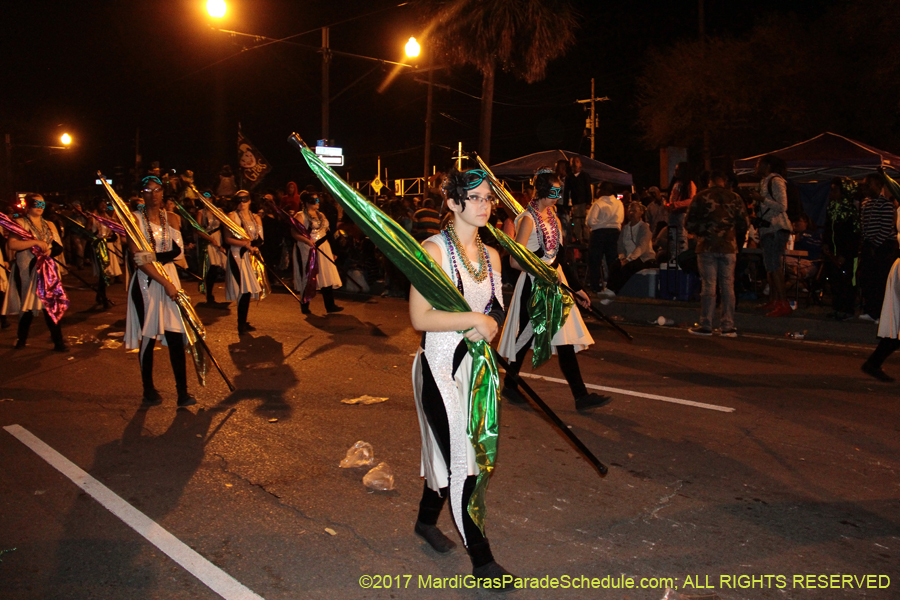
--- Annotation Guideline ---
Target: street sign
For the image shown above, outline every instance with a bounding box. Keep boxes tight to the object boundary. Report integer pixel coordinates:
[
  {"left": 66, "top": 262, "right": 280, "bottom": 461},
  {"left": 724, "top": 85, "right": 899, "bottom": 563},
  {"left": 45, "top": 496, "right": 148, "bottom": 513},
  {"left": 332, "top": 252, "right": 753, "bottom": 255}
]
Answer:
[{"left": 315, "top": 145, "right": 344, "bottom": 167}]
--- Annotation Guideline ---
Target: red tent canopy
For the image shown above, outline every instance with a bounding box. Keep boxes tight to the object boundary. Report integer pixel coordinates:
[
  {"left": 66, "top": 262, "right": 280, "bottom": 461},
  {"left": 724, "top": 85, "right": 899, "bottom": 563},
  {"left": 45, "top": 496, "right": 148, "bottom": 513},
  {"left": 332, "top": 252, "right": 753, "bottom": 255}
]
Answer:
[{"left": 733, "top": 132, "right": 900, "bottom": 182}]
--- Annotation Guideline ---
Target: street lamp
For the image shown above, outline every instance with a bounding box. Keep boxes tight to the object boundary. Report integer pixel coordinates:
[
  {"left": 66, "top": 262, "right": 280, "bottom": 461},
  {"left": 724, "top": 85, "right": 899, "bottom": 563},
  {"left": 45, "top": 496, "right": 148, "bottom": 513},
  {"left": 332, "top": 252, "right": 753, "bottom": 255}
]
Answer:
[
  {"left": 60, "top": 133, "right": 72, "bottom": 146},
  {"left": 405, "top": 37, "right": 420, "bottom": 58},
  {"left": 207, "top": 0, "right": 226, "bottom": 18}
]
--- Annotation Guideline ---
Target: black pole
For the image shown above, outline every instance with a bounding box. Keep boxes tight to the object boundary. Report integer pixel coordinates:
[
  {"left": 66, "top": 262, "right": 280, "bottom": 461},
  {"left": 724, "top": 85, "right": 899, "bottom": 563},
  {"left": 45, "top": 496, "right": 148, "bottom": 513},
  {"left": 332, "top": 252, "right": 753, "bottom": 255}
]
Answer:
[
  {"left": 493, "top": 351, "right": 608, "bottom": 476},
  {"left": 53, "top": 257, "right": 113, "bottom": 304},
  {"left": 181, "top": 311, "right": 235, "bottom": 392},
  {"left": 560, "top": 282, "right": 633, "bottom": 342}
]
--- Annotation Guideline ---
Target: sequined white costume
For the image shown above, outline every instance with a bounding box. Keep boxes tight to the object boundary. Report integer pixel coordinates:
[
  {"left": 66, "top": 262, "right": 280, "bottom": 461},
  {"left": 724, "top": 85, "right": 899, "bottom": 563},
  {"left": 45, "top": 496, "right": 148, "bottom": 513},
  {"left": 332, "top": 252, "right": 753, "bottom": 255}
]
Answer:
[
  {"left": 125, "top": 211, "right": 187, "bottom": 349},
  {"left": 292, "top": 210, "right": 342, "bottom": 291},
  {"left": 200, "top": 208, "right": 227, "bottom": 269},
  {"left": 224, "top": 211, "right": 264, "bottom": 301},
  {"left": 411, "top": 233, "right": 503, "bottom": 546},
  {"left": 497, "top": 210, "right": 593, "bottom": 361}
]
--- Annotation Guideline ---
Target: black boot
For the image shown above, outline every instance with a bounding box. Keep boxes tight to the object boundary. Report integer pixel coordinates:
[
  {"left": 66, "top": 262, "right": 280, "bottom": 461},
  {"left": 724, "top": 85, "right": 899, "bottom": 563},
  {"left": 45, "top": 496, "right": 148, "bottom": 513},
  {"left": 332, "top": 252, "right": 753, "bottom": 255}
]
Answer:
[
  {"left": 140, "top": 338, "right": 161, "bottom": 405},
  {"left": 468, "top": 541, "right": 518, "bottom": 592},
  {"left": 415, "top": 484, "right": 456, "bottom": 553},
  {"left": 15, "top": 311, "right": 34, "bottom": 349},
  {"left": 301, "top": 301, "right": 311, "bottom": 315},
  {"left": 322, "top": 286, "right": 343, "bottom": 313}
]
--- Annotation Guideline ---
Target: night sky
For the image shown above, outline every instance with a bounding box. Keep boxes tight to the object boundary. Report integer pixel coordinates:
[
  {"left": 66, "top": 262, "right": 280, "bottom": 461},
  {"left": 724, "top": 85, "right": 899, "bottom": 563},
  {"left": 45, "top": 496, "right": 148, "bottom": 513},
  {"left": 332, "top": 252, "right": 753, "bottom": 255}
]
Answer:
[{"left": 2, "top": 0, "right": 832, "bottom": 195}]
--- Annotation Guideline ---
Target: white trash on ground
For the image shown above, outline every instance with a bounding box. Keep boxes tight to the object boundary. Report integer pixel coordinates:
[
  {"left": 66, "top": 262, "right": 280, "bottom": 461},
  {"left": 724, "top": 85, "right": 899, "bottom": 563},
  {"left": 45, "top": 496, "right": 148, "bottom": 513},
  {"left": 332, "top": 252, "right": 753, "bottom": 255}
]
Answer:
[
  {"left": 363, "top": 462, "right": 395, "bottom": 491},
  {"left": 339, "top": 441, "right": 376, "bottom": 468},
  {"left": 341, "top": 395, "right": 388, "bottom": 405}
]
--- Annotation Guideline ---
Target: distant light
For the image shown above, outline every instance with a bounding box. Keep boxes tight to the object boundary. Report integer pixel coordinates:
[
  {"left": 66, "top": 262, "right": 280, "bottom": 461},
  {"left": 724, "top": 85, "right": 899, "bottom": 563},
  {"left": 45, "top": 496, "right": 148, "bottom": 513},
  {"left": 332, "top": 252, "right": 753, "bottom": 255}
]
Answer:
[
  {"left": 60, "top": 133, "right": 72, "bottom": 145},
  {"left": 207, "top": 0, "right": 226, "bottom": 18},
  {"left": 405, "top": 37, "right": 420, "bottom": 58}
]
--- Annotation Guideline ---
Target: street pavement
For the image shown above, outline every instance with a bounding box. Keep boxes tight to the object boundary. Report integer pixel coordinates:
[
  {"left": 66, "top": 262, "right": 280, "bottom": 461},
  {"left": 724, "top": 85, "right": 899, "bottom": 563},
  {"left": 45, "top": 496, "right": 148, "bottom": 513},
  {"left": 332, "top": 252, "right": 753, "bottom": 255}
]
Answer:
[{"left": 1, "top": 279, "right": 898, "bottom": 600}]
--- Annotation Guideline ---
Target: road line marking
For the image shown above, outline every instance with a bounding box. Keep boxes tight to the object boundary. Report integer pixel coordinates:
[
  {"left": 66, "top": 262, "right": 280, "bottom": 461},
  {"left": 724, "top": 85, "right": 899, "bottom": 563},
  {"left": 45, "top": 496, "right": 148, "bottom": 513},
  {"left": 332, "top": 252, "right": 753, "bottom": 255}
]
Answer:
[
  {"left": 513, "top": 373, "right": 735, "bottom": 413},
  {"left": 3, "top": 424, "right": 265, "bottom": 600}
]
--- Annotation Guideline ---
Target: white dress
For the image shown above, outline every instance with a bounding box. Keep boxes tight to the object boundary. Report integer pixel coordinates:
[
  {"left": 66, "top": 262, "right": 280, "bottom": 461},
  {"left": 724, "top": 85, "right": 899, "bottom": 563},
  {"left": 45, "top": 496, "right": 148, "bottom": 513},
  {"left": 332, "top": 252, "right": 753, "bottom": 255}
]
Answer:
[
  {"left": 200, "top": 209, "right": 227, "bottom": 269},
  {"left": 878, "top": 258, "right": 900, "bottom": 339},
  {"left": 292, "top": 210, "right": 342, "bottom": 291},
  {"left": 411, "top": 233, "right": 502, "bottom": 546},
  {"left": 224, "top": 211, "right": 264, "bottom": 301},
  {"left": 125, "top": 211, "right": 187, "bottom": 350},
  {"left": 1, "top": 217, "right": 63, "bottom": 316},
  {"left": 91, "top": 217, "right": 123, "bottom": 278},
  {"left": 497, "top": 210, "right": 593, "bottom": 361}
]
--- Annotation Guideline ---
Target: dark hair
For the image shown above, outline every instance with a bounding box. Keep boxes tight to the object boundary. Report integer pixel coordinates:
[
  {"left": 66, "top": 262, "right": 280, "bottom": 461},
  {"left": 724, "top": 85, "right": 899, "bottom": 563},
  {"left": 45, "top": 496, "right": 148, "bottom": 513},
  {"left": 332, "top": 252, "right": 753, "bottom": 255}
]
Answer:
[
  {"left": 758, "top": 154, "right": 786, "bottom": 176},
  {"left": 709, "top": 170, "right": 728, "bottom": 186},
  {"left": 423, "top": 197, "right": 435, "bottom": 209},
  {"left": 597, "top": 181, "right": 615, "bottom": 196},
  {"left": 554, "top": 158, "right": 571, "bottom": 179},
  {"left": 442, "top": 168, "right": 489, "bottom": 211},
  {"left": 532, "top": 168, "right": 560, "bottom": 200},
  {"left": 25, "top": 193, "right": 43, "bottom": 207},
  {"left": 301, "top": 191, "right": 319, "bottom": 205},
  {"left": 864, "top": 172, "right": 885, "bottom": 189}
]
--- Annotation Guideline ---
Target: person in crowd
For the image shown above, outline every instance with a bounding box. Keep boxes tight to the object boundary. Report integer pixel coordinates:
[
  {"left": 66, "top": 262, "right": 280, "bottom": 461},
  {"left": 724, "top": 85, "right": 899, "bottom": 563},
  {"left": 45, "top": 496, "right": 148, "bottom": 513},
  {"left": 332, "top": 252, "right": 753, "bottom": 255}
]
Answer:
[
  {"left": 2, "top": 194, "right": 68, "bottom": 351},
  {"left": 125, "top": 176, "right": 194, "bottom": 406},
  {"left": 408, "top": 168, "right": 515, "bottom": 589},
  {"left": 498, "top": 167, "right": 611, "bottom": 412},
  {"left": 260, "top": 193, "right": 287, "bottom": 280},
  {"left": 665, "top": 162, "right": 696, "bottom": 259},
  {"left": 291, "top": 191, "right": 343, "bottom": 315},
  {"left": 586, "top": 181, "right": 624, "bottom": 295},
  {"left": 602, "top": 201, "right": 658, "bottom": 300},
  {"left": 754, "top": 154, "right": 793, "bottom": 317},
  {"left": 862, "top": 257, "right": 900, "bottom": 381},
  {"left": 644, "top": 186, "right": 668, "bottom": 235},
  {"left": 216, "top": 165, "right": 237, "bottom": 198},
  {"left": 789, "top": 214, "right": 823, "bottom": 290},
  {"left": 413, "top": 197, "right": 442, "bottom": 242},
  {"left": 280, "top": 181, "right": 302, "bottom": 213},
  {"left": 66, "top": 199, "right": 88, "bottom": 269},
  {"left": 198, "top": 192, "right": 228, "bottom": 305},
  {"left": 564, "top": 156, "right": 592, "bottom": 244},
  {"left": 223, "top": 190, "right": 265, "bottom": 334},
  {"left": 684, "top": 170, "right": 750, "bottom": 336},
  {"left": 858, "top": 172, "right": 899, "bottom": 321},
  {"left": 821, "top": 177, "right": 861, "bottom": 321}
]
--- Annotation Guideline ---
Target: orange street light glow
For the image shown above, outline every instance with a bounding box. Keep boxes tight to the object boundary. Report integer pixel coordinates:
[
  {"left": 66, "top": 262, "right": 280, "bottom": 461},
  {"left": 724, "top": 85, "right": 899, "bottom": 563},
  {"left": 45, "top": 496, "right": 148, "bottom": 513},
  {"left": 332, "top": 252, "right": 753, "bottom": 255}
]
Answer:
[
  {"left": 405, "top": 37, "right": 420, "bottom": 58},
  {"left": 60, "top": 133, "right": 72, "bottom": 145},
  {"left": 207, "top": 0, "right": 226, "bottom": 18}
]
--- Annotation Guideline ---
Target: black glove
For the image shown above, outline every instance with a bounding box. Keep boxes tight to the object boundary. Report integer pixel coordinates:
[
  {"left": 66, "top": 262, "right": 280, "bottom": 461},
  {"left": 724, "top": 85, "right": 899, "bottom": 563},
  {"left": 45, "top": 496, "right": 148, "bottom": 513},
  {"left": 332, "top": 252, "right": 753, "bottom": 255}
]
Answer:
[
  {"left": 250, "top": 237, "right": 263, "bottom": 248},
  {"left": 156, "top": 242, "right": 181, "bottom": 264},
  {"left": 106, "top": 233, "right": 118, "bottom": 243},
  {"left": 50, "top": 241, "right": 64, "bottom": 258}
]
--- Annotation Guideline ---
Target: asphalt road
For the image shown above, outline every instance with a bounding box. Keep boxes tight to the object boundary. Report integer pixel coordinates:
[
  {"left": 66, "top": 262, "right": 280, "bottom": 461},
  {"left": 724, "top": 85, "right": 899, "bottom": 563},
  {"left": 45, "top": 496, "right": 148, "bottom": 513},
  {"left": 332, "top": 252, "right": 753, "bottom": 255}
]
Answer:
[{"left": 1, "top": 281, "right": 898, "bottom": 600}]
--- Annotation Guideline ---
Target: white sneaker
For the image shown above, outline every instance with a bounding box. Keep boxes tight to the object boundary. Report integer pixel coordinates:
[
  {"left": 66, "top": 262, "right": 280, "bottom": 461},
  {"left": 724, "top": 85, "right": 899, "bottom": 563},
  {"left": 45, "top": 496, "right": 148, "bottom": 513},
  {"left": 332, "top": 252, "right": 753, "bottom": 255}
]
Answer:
[
  {"left": 600, "top": 298, "right": 613, "bottom": 306},
  {"left": 859, "top": 314, "right": 877, "bottom": 322},
  {"left": 598, "top": 289, "right": 616, "bottom": 299}
]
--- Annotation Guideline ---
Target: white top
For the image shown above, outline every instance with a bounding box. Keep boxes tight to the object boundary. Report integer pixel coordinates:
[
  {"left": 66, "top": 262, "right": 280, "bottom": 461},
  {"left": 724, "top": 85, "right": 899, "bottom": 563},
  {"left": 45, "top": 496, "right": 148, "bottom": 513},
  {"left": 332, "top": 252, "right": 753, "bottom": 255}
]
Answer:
[{"left": 586, "top": 195, "right": 624, "bottom": 231}]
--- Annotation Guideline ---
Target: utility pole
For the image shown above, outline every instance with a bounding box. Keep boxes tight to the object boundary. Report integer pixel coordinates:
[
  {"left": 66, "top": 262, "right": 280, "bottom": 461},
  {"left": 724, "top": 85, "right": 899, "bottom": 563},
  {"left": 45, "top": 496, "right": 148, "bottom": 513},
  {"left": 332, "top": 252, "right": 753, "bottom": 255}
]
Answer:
[
  {"left": 423, "top": 54, "right": 434, "bottom": 185},
  {"left": 321, "top": 26, "right": 331, "bottom": 141},
  {"left": 575, "top": 79, "right": 609, "bottom": 160}
]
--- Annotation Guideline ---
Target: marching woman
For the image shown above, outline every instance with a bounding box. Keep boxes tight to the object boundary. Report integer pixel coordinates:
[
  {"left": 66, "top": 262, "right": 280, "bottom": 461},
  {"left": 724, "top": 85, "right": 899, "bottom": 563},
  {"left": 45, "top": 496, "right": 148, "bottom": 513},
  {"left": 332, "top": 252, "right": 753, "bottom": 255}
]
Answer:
[
  {"left": 498, "top": 167, "right": 611, "bottom": 411},
  {"left": 125, "top": 176, "right": 195, "bottom": 407},
  {"left": 291, "top": 191, "right": 343, "bottom": 315},
  {"left": 198, "top": 192, "right": 228, "bottom": 304},
  {"left": 0, "top": 230, "right": 9, "bottom": 329},
  {"left": 409, "top": 169, "right": 515, "bottom": 589},
  {"left": 223, "top": 190, "right": 264, "bottom": 334},
  {"left": 89, "top": 198, "right": 122, "bottom": 309},
  {"left": 2, "top": 194, "right": 68, "bottom": 351}
]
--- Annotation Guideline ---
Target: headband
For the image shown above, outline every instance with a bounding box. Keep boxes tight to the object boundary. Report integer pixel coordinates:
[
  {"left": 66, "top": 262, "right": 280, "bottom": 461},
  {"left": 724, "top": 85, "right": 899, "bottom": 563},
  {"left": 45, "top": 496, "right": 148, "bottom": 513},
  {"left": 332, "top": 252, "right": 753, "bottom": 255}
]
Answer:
[
  {"left": 443, "top": 169, "right": 489, "bottom": 202},
  {"left": 141, "top": 175, "right": 163, "bottom": 188}
]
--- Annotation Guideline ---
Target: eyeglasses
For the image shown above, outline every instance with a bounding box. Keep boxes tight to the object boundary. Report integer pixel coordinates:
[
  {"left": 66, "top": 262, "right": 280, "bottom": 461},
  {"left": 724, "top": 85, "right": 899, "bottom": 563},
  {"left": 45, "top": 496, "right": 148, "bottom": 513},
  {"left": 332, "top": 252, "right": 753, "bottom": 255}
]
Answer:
[
  {"left": 142, "top": 187, "right": 163, "bottom": 194},
  {"left": 238, "top": 196, "right": 251, "bottom": 202},
  {"left": 465, "top": 194, "right": 496, "bottom": 205}
]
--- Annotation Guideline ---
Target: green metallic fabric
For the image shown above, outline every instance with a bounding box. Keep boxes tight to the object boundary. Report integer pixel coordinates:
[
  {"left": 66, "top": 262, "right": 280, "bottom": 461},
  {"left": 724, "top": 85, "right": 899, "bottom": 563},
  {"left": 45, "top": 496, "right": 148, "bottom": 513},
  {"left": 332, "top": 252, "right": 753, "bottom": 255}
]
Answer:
[
  {"left": 294, "top": 137, "right": 498, "bottom": 534},
  {"left": 487, "top": 224, "right": 573, "bottom": 368}
]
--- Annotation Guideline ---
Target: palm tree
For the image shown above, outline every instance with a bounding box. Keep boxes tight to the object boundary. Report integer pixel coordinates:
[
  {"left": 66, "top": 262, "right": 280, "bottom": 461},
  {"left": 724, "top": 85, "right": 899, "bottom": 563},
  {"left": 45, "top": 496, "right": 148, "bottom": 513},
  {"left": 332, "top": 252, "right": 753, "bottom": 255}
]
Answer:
[{"left": 423, "top": 0, "right": 577, "bottom": 163}]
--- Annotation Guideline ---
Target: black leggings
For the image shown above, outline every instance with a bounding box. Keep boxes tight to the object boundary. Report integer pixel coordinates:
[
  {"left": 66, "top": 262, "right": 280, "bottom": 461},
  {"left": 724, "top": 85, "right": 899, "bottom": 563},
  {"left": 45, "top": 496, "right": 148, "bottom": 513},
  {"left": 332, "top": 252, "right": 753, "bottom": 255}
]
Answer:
[
  {"left": 237, "top": 293, "right": 251, "bottom": 326},
  {"left": 18, "top": 310, "right": 63, "bottom": 346},
  {"left": 866, "top": 337, "right": 900, "bottom": 369},
  {"left": 417, "top": 351, "right": 491, "bottom": 563},
  {"left": 508, "top": 273, "right": 588, "bottom": 398},
  {"left": 204, "top": 265, "right": 223, "bottom": 301},
  {"left": 139, "top": 331, "right": 187, "bottom": 394}
]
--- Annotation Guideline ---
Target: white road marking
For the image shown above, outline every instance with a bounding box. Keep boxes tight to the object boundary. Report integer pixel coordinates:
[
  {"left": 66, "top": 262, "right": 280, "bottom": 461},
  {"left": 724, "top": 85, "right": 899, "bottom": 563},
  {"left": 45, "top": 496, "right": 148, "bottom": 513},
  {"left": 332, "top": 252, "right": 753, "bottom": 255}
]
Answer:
[
  {"left": 3, "top": 424, "right": 265, "bottom": 600},
  {"left": 512, "top": 373, "right": 735, "bottom": 413}
]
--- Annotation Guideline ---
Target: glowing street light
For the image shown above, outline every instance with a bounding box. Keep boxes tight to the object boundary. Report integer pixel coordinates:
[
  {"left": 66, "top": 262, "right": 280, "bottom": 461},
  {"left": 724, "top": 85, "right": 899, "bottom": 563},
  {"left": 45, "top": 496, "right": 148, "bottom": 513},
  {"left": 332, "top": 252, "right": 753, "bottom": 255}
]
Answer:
[
  {"left": 60, "top": 133, "right": 72, "bottom": 146},
  {"left": 207, "top": 0, "right": 226, "bottom": 18},
  {"left": 405, "top": 37, "right": 420, "bottom": 58}
]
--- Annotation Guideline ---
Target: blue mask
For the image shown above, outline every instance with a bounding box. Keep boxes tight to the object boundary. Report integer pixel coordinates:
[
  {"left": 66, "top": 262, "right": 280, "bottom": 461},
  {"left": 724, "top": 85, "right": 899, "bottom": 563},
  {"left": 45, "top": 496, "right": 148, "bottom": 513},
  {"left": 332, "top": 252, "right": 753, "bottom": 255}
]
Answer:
[
  {"left": 33, "top": 200, "right": 46, "bottom": 209},
  {"left": 547, "top": 186, "right": 562, "bottom": 200}
]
